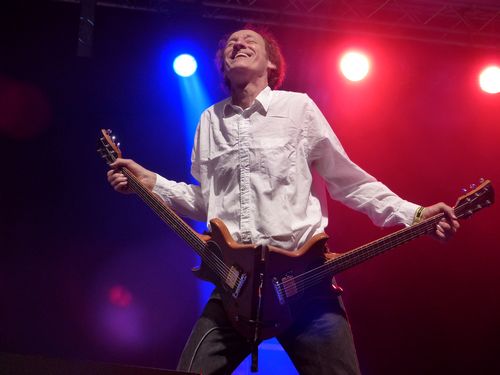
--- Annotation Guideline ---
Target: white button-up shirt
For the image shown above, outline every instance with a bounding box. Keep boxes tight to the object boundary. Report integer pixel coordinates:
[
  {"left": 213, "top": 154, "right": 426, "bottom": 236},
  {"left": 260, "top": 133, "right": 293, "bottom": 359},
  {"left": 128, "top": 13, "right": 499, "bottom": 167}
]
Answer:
[{"left": 153, "top": 87, "right": 419, "bottom": 250}]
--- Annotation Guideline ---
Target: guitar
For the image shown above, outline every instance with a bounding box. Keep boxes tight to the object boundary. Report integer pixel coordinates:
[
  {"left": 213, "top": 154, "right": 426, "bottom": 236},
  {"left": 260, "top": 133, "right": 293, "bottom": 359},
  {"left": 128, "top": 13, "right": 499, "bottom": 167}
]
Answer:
[{"left": 97, "top": 129, "right": 494, "bottom": 342}]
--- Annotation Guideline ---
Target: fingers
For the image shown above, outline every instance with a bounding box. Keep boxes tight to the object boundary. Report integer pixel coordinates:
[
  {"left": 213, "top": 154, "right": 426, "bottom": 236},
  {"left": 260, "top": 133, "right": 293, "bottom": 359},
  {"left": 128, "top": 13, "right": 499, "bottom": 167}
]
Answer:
[
  {"left": 440, "top": 204, "right": 460, "bottom": 233},
  {"left": 423, "top": 202, "right": 460, "bottom": 242},
  {"left": 109, "top": 157, "right": 133, "bottom": 170},
  {"left": 435, "top": 223, "right": 446, "bottom": 241},
  {"left": 107, "top": 167, "right": 130, "bottom": 193},
  {"left": 107, "top": 158, "right": 132, "bottom": 193},
  {"left": 434, "top": 217, "right": 459, "bottom": 241},
  {"left": 440, "top": 203, "right": 458, "bottom": 224},
  {"left": 435, "top": 220, "right": 449, "bottom": 240},
  {"left": 106, "top": 158, "right": 154, "bottom": 193}
]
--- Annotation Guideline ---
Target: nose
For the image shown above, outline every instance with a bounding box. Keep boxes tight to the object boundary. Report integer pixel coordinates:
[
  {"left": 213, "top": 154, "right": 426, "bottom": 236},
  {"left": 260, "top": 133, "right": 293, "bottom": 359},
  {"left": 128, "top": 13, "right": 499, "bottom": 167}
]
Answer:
[
  {"left": 233, "top": 40, "right": 246, "bottom": 51},
  {"left": 230, "top": 40, "right": 247, "bottom": 58}
]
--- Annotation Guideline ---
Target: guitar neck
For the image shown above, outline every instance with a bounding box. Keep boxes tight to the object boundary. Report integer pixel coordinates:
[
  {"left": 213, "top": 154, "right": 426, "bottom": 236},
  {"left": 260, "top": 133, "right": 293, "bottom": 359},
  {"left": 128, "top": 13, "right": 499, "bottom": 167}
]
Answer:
[
  {"left": 325, "top": 197, "right": 480, "bottom": 276},
  {"left": 120, "top": 167, "right": 208, "bottom": 256},
  {"left": 327, "top": 214, "right": 442, "bottom": 275}
]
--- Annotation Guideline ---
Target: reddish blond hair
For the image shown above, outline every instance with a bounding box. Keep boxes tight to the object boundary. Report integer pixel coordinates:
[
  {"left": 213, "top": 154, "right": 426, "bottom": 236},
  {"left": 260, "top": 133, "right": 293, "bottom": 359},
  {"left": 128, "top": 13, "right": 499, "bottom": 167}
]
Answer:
[{"left": 216, "top": 25, "right": 286, "bottom": 90}]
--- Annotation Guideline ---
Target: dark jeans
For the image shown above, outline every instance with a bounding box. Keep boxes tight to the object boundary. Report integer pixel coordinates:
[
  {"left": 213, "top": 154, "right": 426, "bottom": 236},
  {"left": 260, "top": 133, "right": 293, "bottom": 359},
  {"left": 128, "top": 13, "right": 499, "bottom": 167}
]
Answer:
[{"left": 177, "top": 289, "right": 361, "bottom": 375}]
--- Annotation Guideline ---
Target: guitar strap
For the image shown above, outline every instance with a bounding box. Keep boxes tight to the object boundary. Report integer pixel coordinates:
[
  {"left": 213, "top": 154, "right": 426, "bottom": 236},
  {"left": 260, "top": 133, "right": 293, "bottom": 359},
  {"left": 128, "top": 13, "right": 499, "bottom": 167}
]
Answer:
[{"left": 250, "top": 244, "right": 269, "bottom": 372}]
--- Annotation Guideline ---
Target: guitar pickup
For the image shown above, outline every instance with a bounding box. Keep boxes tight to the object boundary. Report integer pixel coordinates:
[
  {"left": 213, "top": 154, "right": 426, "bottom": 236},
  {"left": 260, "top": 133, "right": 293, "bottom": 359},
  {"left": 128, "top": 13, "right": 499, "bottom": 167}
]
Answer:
[
  {"left": 225, "top": 266, "right": 247, "bottom": 298},
  {"left": 273, "top": 274, "right": 299, "bottom": 305}
]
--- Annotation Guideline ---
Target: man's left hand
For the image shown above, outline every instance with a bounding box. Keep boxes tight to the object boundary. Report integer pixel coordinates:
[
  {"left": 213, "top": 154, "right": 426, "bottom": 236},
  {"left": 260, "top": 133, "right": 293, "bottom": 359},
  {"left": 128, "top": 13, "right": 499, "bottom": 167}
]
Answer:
[{"left": 422, "top": 202, "right": 460, "bottom": 241}]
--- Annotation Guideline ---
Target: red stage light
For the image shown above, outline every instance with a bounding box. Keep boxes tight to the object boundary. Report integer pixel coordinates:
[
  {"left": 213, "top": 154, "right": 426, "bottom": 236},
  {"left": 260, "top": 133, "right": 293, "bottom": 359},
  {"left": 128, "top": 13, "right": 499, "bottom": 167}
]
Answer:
[
  {"left": 479, "top": 65, "right": 500, "bottom": 94},
  {"left": 339, "top": 51, "right": 370, "bottom": 82},
  {"left": 109, "top": 285, "right": 133, "bottom": 308}
]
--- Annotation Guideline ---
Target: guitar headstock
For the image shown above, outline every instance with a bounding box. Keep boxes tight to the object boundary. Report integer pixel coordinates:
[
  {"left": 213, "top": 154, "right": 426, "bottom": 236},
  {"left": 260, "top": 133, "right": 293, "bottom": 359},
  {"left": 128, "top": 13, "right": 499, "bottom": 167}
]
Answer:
[
  {"left": 454, "top": 179, "right": 494, "bottom": 219},
  {"left": 97, "top": 129, "right": 122, "bottom": 165}
]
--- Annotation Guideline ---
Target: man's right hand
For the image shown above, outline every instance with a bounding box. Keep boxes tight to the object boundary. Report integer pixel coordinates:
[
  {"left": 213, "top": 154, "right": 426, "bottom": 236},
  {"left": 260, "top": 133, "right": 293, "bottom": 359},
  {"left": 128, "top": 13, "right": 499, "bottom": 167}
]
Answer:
[{"left": 107, "top": 158, "right": 157, "bottom": 194}]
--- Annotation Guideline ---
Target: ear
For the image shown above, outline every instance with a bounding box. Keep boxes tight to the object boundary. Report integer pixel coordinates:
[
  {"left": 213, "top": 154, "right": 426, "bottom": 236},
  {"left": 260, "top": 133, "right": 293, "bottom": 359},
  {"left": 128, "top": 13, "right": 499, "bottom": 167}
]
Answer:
[{"left": 267, "top": 60, "right": 277, "bottom": 71}]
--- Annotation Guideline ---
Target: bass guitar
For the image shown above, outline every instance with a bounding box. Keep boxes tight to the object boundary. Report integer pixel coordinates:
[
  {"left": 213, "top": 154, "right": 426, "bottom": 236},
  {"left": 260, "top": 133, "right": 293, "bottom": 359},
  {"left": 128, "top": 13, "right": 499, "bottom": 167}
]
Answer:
[{"left": 98, "top": 129, "right": 494, "bottom": 343}]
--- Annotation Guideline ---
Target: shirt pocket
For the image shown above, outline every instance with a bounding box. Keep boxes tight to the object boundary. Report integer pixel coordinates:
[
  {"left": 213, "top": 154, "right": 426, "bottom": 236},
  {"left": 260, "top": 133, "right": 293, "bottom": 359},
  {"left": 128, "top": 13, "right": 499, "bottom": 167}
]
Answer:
[{"left": 255, "top": 138, "right": 295, "bottom": 184}]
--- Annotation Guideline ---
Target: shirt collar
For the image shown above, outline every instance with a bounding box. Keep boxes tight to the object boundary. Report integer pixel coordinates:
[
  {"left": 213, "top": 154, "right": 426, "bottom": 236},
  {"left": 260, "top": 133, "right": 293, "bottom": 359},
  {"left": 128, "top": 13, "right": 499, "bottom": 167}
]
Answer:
[{"left": 223, "top": 86, "right": 272, "bottom": 117}]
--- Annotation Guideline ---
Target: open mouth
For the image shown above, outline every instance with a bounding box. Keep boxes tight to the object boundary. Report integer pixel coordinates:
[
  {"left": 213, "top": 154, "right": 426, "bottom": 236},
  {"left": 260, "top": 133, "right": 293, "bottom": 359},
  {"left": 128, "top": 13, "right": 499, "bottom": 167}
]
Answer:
[{"left": 232, "top": 51, "right": 251, "bottom": 60}]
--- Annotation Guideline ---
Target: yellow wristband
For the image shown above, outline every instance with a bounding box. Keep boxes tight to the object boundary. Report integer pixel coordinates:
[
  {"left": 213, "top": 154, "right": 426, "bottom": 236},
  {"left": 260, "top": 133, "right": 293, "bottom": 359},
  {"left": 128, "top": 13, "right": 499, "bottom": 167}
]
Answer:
[{"left": 413, "top": 206, "right": 425, "bottom": 225}]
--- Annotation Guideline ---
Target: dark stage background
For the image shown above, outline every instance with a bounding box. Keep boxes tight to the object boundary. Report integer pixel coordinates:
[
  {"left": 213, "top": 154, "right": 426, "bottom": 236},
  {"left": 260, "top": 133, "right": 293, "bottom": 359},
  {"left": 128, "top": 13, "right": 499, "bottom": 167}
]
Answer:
[{"left": 1, "top": 1, "right": 499, "bottom": 374}]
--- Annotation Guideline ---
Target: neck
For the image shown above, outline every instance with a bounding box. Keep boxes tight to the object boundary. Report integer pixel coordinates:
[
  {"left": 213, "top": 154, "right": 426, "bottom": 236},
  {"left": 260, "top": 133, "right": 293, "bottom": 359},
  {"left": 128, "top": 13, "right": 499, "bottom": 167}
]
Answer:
[{"left": 230, "top": 79, "right": 269, "bottom": 109}]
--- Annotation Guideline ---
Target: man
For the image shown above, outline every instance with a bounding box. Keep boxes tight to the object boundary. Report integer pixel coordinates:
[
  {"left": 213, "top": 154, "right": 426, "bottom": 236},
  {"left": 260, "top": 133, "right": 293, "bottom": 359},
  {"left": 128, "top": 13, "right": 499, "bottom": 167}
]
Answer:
[{"left": 108, "top": 27, "right": 459, "bottom": 375}]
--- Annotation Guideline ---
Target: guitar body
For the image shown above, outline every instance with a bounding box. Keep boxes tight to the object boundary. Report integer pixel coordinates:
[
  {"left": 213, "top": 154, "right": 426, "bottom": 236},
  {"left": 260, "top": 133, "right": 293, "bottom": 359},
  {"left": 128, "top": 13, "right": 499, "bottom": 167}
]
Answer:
[
  {"left": 193, "top": 219, "right": 264, "bottom": 339},
  {"left": 258, "top": 234, "right": 334, "bottom": 339},
  {"left": 194, "top": 219, "right": 334, "bottom": 340}
]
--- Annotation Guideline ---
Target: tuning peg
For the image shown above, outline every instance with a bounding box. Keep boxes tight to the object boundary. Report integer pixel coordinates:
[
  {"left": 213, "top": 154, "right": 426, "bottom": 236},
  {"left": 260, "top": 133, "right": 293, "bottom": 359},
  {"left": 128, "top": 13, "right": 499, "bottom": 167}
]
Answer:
[
  {"left": 470, "top": 183, "right": 477, "bottom": 190},
  {"left": 107, "top": 129, "right": 112, "bottom": 134},
  {"left": 461, "top": 187, "right": 467, "bottom": 194},
  {"left": 479, "top": 177, "right": 485, "bottom": 184},
  {"left": 117, "top": 142, "right": 121, "bottom": 148},
  {"left": 112, "top": 135, "right": 116, "bottom": 141}
]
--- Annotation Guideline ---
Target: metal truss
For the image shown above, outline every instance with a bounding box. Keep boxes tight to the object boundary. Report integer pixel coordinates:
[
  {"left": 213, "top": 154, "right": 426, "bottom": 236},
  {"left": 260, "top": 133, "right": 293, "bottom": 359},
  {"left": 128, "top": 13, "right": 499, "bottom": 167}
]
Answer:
[{"left": 53, "top": 0, "right": 500, "bottom": 50}]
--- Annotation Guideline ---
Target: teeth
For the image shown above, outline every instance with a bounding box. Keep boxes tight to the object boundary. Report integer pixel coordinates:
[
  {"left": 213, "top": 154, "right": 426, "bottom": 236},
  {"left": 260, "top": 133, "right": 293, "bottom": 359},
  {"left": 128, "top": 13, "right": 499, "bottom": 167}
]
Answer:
[{"left": 235, "top": 53, "right": 248, "bottom": 58}]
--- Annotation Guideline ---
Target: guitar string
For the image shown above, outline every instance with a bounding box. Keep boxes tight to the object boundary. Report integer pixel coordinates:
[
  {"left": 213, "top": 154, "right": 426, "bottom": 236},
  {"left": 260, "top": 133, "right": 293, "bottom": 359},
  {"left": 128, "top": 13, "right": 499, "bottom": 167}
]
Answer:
[
  {"left": 120, "top": 165, "right": 250, "bottom": 287},
  {"left": 295, "top": 216, "right": 440, "bottom": 287},
  {"left": 276, "top": 200, "right": 475, "bottom": 294},
  {"left": 123, "top": 168, "right": 233, "bottom": 281},
  {"left": 126, "top": 171, "right": 235, "bottom": 282},
  {"left": 120, "top": 163, "right": 248, "bottom": 287},
  {"left": 291, "top": 204, "right": 472, "bottom": 292},
  {"left": 101, "top": 143, "right": 234, "bottom": 283},
  {"left": 274, "top": 202, "right": 463, "bottom": 293},
  {"left": 277, "top": 196, "right": 484, "bottom": 295},
  {"left": 292, "top": 217, "right": 440, "bottom": 292}
]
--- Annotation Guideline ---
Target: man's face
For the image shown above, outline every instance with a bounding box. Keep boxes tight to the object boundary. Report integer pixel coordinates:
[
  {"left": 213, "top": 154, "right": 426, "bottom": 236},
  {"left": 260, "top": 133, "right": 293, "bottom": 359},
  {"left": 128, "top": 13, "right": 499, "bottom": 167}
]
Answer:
[{"left": 223, "top": 29, "right": 276, "bottom": 84}]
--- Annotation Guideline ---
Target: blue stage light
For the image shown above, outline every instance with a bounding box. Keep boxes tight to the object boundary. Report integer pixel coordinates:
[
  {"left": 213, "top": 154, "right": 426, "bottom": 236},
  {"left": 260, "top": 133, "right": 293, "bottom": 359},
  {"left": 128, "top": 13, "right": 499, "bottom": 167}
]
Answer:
[{"left": 173, "top": 54, "right": 198, "bottom": 77}]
